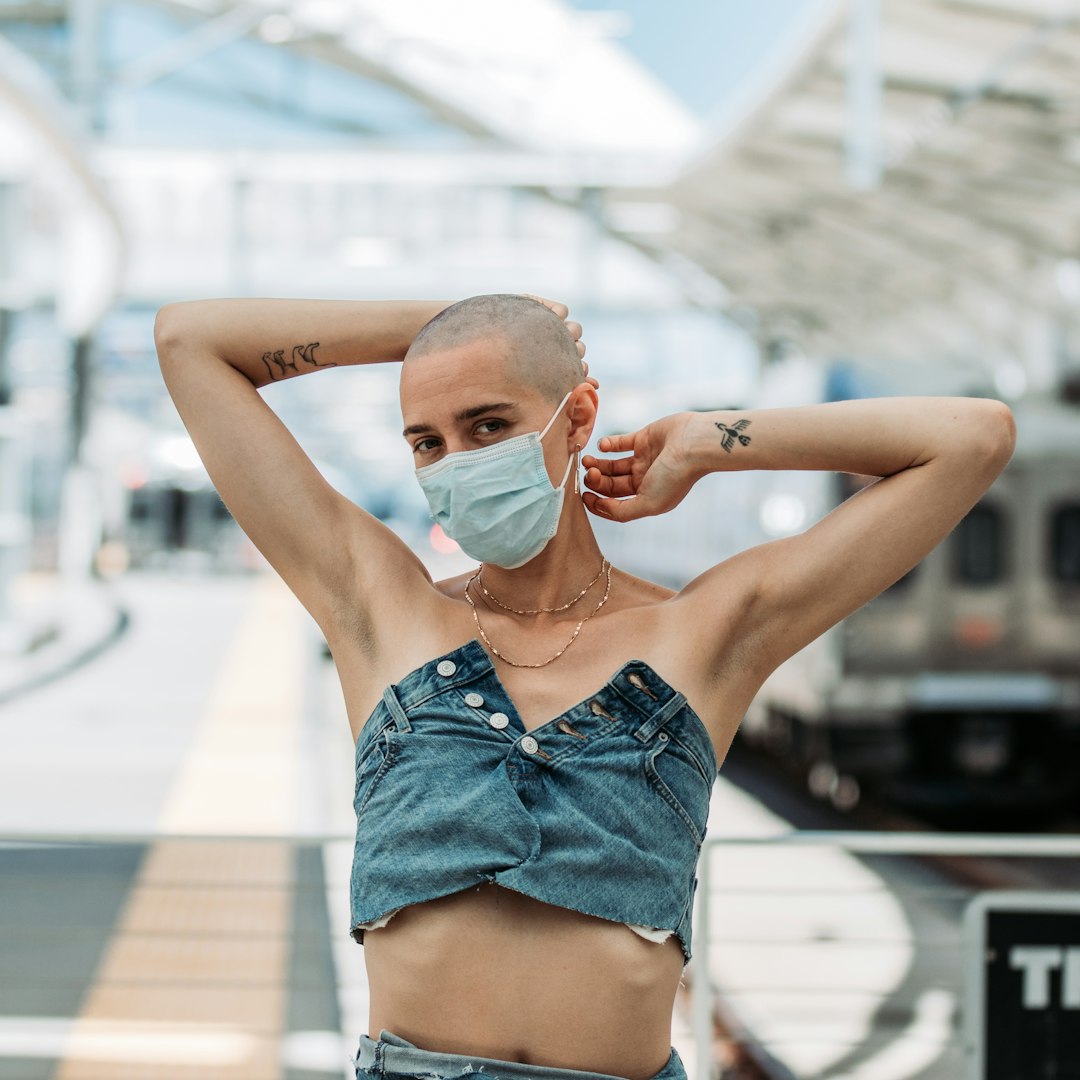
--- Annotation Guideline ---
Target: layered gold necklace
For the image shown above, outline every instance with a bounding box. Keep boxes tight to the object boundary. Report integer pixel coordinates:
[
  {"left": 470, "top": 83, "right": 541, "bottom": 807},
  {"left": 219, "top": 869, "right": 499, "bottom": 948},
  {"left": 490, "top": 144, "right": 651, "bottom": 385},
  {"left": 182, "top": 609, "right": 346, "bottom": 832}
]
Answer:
[
  {"left": 464, "top": 559, "right": 612, "bottom": 669},
  {"left": 473, "top": 558, "right": 607, "bottom": 615}
]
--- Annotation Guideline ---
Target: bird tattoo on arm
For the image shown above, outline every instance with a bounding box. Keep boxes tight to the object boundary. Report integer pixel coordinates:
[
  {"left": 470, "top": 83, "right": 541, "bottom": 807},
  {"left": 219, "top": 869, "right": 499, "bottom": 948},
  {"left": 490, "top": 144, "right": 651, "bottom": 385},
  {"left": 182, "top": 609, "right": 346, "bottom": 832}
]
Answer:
[
  {"left": 258, "top": 341, "right": 338, "bottom": 381},
  {"left": 715, "top": 418, "right": 752, "bottom": 453}
]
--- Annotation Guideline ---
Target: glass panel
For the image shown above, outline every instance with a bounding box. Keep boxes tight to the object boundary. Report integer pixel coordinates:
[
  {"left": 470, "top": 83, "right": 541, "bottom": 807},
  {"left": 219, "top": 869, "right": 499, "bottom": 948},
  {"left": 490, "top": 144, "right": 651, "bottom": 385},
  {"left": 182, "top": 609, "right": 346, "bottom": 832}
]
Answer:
[
  {"left": 953, "top": 503, "right": 1004, "bottom": 585},
  {"left": 1051, "top": 504, "right": 1080, "bottom": 583}
]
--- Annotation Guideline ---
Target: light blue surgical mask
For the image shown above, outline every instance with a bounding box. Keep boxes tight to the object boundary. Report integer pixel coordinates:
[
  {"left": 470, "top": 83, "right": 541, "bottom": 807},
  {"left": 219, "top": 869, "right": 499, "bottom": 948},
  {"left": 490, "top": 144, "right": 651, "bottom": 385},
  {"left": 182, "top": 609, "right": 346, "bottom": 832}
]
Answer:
[{"left": 415, "top": 390, "right": 577, "bottom": 569}]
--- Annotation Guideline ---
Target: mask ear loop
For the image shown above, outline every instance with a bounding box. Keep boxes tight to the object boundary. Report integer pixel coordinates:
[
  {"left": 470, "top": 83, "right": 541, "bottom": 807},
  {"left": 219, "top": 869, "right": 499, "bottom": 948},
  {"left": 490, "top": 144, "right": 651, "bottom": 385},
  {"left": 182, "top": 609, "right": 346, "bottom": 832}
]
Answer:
[
  {"left": 540, "top": 390, "right": 580, "bottom": 495},
  {"left": 539, "top": 389, "right": 575, "bottom": 441}
]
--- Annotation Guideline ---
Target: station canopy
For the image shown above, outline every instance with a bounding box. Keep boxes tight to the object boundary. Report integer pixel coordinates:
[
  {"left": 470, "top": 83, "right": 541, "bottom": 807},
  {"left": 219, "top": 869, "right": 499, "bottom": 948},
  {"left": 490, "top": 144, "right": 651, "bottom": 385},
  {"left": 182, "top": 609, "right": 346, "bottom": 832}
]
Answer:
[
  {"left": 133, "top": 0, "right": 1080, "bottom": 366},
  {"left": 8, "top": 0, "right": 1080, "bottom": 369},
  {"left": 130, "top": 0, "right": 701, "bottom": 153},
  {"left": 627, "top": 0, "right": 1080, "bottom": 364}
]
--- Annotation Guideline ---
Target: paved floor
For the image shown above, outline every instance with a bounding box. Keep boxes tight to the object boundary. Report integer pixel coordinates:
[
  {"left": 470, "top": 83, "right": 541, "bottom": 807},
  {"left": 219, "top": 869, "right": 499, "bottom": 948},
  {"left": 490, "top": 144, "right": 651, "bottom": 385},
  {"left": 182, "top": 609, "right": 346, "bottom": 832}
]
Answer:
[{"left": 0, "top": 570, "right": 358, "bottom": 1079}]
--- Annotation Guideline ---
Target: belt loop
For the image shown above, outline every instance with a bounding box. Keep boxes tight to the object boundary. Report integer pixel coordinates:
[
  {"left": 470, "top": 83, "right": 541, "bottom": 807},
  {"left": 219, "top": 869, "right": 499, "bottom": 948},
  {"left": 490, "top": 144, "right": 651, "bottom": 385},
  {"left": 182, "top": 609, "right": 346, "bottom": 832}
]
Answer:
[
  {"left": 382, "top": 686, "right": 413, "bottom": 733},
  {"left": 632, "top": 692, "right": 687, "bottom": 742}
]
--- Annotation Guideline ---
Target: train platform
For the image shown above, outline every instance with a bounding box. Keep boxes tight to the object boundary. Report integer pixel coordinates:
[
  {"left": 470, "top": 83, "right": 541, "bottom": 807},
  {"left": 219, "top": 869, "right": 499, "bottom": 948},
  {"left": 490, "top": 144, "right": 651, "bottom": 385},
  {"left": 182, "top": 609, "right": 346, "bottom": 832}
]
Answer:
[
  {"left": 2, "top": 568, "right": 1075, "bottom": 1080},
  {"left": 1, "top": 569, "right": 360, "bottom": 1078},
  {"left": 0, "top": 572, "right": 127, "bottom": 706}
]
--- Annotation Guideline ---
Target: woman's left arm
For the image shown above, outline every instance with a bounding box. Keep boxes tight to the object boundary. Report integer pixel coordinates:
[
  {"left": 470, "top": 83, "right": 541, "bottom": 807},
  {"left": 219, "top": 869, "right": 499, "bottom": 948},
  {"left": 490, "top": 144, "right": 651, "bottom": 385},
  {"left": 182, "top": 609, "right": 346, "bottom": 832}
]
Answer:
[{"left": 583, "top": 396, "right": 1016, "bottom": 672}]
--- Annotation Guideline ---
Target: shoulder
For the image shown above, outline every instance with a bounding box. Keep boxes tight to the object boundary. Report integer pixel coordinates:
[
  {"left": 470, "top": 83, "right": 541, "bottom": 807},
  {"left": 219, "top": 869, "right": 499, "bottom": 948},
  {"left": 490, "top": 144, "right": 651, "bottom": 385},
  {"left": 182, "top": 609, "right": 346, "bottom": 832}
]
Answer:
[
  {"left": 433, "top": 568, "right": 476, "bottom": 602},
  {"left": 610, "top": 567, "right": 677, "bottom": 606}
]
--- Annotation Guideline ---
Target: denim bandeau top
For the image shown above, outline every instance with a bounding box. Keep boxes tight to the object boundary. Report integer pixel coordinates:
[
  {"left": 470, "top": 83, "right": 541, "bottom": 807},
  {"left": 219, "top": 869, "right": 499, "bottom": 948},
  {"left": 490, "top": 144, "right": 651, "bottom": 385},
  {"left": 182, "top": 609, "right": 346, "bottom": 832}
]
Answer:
[{"left": 348, "top": 639, "right": 718, "bottom": 965}]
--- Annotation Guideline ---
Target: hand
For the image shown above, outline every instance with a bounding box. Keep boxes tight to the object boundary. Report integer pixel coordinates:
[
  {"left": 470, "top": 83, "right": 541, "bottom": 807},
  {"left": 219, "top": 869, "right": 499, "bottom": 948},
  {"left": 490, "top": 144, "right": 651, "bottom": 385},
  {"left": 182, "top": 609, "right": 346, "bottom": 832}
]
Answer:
[
  {"left": 521, "top": 293, "right": 598, "bottom": 392},
  {"left": 581, "top": 412, "right": 701, "bottom": 522}
]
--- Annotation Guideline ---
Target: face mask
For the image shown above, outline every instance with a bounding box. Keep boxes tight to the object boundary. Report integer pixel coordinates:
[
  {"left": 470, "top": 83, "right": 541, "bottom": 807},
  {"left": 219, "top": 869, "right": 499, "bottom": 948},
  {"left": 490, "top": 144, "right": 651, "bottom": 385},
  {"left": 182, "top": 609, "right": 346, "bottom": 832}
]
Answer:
[{"left": 415, "top": 390, "right": 577, "bottom": 569}]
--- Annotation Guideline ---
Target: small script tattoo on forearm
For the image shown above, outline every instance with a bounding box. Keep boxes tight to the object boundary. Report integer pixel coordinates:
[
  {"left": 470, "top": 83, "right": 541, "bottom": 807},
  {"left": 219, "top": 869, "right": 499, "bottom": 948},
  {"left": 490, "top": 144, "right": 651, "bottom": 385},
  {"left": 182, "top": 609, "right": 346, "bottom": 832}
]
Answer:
[
  {"left": 259, "top": 341, "right": 338, "bottom": 381},
  {"left": 715, "top": 418, "right": 752, "bottom": 453}
]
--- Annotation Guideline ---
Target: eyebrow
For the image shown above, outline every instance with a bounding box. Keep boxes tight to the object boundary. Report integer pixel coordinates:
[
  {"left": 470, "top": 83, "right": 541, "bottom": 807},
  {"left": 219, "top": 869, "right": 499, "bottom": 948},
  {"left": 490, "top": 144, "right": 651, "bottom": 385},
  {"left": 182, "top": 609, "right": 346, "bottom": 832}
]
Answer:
[{"left": 403, "top": 402, "right": 518, "bottom": 438}]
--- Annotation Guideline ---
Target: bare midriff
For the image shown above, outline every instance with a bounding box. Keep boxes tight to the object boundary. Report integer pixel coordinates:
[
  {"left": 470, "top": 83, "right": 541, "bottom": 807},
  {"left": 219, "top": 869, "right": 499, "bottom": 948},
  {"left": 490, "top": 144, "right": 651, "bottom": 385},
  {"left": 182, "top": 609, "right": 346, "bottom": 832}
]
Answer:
[{"left": 363, "top": 882, "right": 687, "bottom": 1080}]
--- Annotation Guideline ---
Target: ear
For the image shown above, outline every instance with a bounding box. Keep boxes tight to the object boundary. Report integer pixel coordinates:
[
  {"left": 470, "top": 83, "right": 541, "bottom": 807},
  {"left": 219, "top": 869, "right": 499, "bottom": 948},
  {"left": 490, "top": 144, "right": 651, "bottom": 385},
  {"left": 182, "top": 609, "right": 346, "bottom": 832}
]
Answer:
[{"left": 566, "top": 381, "right": 599, "bottom": 452}]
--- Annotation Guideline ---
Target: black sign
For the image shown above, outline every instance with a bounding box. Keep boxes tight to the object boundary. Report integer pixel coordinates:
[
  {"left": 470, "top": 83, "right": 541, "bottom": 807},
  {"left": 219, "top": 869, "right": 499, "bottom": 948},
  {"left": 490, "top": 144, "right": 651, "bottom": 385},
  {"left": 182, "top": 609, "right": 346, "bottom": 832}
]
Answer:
[{"left": 965, "top": 892, "right": 1080, "bottom": 1080}]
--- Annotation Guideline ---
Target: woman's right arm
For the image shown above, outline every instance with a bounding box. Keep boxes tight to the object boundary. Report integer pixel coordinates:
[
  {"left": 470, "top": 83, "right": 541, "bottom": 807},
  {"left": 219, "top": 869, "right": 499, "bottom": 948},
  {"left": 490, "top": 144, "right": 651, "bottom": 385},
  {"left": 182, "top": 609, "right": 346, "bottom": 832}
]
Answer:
[{"left": 154, "top": 298, "right": 450, "bottom": 641}]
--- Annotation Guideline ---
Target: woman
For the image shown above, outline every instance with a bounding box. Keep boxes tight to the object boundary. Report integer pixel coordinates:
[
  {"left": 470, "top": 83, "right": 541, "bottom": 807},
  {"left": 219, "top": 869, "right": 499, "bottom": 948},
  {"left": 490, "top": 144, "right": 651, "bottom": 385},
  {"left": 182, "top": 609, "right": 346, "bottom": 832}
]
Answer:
[{"left": 155, "top": 292, "right": 1015, "bottom": 1080}]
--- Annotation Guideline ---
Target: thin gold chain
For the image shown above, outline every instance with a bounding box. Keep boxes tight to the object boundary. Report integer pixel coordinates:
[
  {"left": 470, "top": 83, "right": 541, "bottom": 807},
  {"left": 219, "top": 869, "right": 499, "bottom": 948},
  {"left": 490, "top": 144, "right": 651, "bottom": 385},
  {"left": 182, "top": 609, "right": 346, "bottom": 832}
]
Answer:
[
  {"left": 475, "top": 558, "right": 606, "bottom": 615},
  {"left": 464, "top": 561, "right": 612, "bottom": 669}
]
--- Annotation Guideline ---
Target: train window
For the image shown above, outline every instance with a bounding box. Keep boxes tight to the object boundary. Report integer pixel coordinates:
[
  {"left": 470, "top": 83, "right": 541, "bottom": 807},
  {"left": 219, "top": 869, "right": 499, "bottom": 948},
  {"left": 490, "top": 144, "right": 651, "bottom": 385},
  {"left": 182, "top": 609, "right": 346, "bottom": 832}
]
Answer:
[
  {"left": 952, "top": 503, "right": 1004, "bottom": 585},
  {"left": 1050, "top": 504, "right": 1080, "bottom": 583},
  {"left": 128, "top": 488, "right": 153, "bottom": 521}
]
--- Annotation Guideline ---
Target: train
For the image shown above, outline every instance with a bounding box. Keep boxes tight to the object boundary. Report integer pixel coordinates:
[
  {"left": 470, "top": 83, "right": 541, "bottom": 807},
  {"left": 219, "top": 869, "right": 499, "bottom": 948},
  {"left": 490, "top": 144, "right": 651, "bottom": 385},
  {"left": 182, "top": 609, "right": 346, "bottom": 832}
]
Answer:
[{"left": 595, "top": 358, "right": 1080, "bottom": 820}]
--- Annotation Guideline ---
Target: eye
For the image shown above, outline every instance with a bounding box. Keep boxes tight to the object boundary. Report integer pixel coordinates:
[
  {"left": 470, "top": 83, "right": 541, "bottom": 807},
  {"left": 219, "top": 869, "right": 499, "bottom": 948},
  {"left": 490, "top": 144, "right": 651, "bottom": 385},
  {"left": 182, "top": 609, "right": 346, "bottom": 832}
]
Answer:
[
  {"left": 413, "top": 437, "right": 441, "bottom": 454},
  {"left": 475, "top": 419, "right": 505, "bottom": 436}
]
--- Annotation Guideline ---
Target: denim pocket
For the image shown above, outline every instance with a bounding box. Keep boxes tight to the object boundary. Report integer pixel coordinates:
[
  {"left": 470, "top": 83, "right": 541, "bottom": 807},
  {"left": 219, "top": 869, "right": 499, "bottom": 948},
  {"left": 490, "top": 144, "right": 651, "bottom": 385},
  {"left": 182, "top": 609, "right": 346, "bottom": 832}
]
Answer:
[
  {"left": 644, "top": 732, "right": 711, "bottom": 846},
  {"left": 354, "top": 722, "right": 396, "bottom": 816},
  {"left": 356, "top": 719, "right": 393, "bottom": 772}
]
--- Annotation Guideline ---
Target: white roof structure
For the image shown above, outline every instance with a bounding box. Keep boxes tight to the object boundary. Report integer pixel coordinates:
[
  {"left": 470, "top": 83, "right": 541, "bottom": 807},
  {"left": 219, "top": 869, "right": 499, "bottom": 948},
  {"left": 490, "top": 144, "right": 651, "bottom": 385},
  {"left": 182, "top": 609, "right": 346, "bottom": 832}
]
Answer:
[
  {"left": 141, "top": 0, "right": 703, "bottom": 155},
  {"left": 605, "top": 0, "right": 1080, "bottom": 368},
  {"left": 7, "top": 0, "right": 1080, "bottom": 374}
]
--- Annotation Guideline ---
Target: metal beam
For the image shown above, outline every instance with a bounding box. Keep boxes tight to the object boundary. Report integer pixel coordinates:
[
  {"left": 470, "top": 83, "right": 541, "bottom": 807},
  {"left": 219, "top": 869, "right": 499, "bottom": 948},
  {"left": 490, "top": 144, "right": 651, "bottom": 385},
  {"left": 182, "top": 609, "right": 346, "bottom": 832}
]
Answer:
[
  {"left": 845, "top": 0, "right": 884, "bottom": 189},
  {"left": 114, "top": 2, "right": 268, "bottom": 89}
]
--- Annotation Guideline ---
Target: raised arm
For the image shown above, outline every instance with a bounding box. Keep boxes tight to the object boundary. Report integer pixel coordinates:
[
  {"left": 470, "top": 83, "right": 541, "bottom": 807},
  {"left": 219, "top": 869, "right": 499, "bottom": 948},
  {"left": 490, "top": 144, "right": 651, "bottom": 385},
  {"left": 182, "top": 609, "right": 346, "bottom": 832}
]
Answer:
[
  {"left": 584, "top": 396, "right": 1016, "bottom": 678},
  {"left": 154, "top": 298, "right": 449, "bottom": 635}
]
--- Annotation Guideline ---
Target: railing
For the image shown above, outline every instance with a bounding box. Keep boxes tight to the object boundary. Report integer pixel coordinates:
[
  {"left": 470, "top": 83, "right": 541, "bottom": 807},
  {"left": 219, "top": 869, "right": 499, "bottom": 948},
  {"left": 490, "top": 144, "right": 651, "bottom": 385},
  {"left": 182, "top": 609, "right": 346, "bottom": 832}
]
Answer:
[
  {"left": 4, "top": 829, "right": 1080, "bottom": 1080},
  {"left": 691, "top": 831, "right": 1080, "bottom": 1080},
  {"left": 0, "top": 831, "right": 355, "bottom": 1079}
]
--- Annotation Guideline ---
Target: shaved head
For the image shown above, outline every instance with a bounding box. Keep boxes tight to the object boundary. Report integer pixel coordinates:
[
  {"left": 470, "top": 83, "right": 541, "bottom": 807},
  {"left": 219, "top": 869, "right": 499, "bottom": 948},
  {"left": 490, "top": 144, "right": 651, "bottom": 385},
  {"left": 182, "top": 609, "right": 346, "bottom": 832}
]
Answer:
[{"left": 404, "top": 293, "right": 585, "bottom": 404}]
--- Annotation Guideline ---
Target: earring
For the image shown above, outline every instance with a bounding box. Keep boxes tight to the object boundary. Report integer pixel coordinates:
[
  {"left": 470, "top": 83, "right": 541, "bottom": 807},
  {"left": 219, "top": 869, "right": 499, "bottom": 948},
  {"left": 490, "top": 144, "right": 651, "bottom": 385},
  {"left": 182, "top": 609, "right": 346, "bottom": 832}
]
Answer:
[{"left": 574, "top": 444, "right": 582, "bottom": 495}]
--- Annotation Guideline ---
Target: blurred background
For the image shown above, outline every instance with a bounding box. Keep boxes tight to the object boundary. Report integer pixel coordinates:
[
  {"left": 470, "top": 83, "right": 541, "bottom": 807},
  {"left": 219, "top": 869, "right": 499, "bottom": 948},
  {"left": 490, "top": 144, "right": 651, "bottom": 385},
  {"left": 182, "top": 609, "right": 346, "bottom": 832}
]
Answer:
[{"left": 1, "top": 1, "right": 1079, "bottom": 1078}]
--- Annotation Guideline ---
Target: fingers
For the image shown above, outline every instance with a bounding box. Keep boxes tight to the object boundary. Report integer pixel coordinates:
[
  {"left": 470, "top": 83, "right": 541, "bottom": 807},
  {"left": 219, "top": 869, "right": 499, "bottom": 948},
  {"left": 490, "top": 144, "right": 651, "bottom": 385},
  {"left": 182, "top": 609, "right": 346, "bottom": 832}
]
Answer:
[
  {"left": 581, "top": 454, "right": 633, "bottom": 478},
  {"left": 522, "top": 292, "right": 586, "bottom": 357},
  {"left": 581, "top": 491, "right": 650, "bottom": 523},
  {"left": 566, "top": 319, "right": 586, "bottom": 360},
  {"left": 582, "top": 467, "right": 636, "bottom": 499},
  {"left": 522, "top": 293, "right": 569, "bottom": 320},
  {"left": 596, "top": 432, "right": 635, "bottom": 453}
]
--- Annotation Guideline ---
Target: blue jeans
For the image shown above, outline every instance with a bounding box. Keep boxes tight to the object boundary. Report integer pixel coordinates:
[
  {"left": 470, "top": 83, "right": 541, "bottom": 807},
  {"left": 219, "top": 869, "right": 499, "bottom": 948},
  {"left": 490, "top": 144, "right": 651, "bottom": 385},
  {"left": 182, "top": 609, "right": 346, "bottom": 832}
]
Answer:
[{"left": 353, "top": 1029, "right": 689, "bottom": 1080}]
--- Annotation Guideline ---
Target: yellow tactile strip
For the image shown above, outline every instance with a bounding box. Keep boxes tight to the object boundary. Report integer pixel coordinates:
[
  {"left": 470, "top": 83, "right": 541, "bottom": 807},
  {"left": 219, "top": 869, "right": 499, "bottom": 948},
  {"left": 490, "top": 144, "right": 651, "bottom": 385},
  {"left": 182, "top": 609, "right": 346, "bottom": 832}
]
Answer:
[
  {"left": 57, "top": 574, "right": 305, "bottom": 1078},
  {"left": 56, "top": 840, "right": 293, "bottom": 1079},
  {"left": 156, "top": 573, "right": 302, "bottom": 838}
]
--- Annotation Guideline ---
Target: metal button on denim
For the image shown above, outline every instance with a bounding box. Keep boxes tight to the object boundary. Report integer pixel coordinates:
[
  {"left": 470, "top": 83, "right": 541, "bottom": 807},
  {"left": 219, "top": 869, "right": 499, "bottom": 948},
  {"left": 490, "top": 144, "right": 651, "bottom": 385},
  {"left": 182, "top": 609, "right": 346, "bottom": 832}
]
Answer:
[
  {"left": 436, "top": 660, "right": 457, "bottom": 677},
  {"left": 348, "top": 639, "right": 718, "bottom": 965},
  {"left": 464, "top": 692, "right": 484, "bottom": 707}
]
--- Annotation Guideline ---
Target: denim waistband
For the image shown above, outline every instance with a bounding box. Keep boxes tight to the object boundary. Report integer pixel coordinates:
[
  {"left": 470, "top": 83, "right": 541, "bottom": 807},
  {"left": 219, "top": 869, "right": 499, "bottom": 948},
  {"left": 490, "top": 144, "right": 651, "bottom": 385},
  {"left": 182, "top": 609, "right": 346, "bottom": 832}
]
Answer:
[{"left": 353, "top": 1029, "right": 688, "bottom": 1080}]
